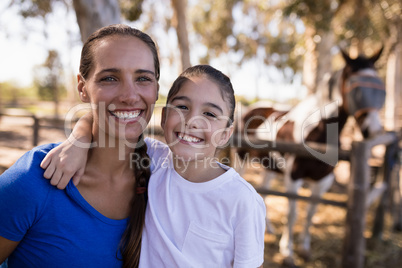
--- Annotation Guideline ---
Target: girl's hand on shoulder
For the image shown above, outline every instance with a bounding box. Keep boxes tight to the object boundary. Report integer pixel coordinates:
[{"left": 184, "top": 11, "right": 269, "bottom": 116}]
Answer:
[
  {"left": 40, "top": 138, "right": 90, "bottom": 190},
  {"left": 41, "top": 112, "right": 93, "bottom": 189}
]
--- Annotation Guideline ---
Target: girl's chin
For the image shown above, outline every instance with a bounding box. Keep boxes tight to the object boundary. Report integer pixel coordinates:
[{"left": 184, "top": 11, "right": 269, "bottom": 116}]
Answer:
[{"left": 171, "top": 150, "right": 208, "bottom": 162}]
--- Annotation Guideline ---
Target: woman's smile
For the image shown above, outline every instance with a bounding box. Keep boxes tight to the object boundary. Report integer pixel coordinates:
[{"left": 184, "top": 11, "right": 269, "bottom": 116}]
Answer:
[{"left": 109, "top": 109, "right": 142, "bottom": 123}]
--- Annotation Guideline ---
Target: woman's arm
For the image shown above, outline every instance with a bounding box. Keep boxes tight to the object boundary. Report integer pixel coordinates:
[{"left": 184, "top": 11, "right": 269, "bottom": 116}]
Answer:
[
  {"left": 0, "top": 236, "right": 19, "bottom": 264},
  {"left": 40, "top": 113, "right": 94, "bottom": 189}
]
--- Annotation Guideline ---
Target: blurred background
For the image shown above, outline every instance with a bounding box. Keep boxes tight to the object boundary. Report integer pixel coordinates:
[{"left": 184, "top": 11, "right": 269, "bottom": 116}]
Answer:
[
  {"left": 1, "top": 0, "right": 402, "bottom": 267},
  {"left": 1, "top": 0, "right": 400, "bottom": 115}
]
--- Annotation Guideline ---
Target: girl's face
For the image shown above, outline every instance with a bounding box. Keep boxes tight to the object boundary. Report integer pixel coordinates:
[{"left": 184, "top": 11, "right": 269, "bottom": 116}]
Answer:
[
  {"left": 78, "top": 36, "right": 158, "bottom": 143},
  {"left": 161, "top": 76, "right": 233, "bottom": 161}
]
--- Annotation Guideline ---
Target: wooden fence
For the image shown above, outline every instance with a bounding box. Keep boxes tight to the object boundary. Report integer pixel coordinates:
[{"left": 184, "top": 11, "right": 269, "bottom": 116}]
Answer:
[{"left": 0, "top": 110, "right": 78, "bottom": 147}]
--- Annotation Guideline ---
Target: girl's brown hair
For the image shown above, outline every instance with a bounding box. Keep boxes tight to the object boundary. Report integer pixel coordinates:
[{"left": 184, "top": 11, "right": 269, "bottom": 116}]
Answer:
[
  {"left": 166, "top": 64, "right": 236, "bottom": 126},
  {"left": 80, "top": 24, "right": 159, "bottom": 268}
]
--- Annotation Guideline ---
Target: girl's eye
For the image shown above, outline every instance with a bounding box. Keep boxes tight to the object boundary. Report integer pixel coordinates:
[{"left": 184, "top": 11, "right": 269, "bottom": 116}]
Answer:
[
  {"left": 204, "top": 111, "right": 217, "bottom": 118},
  {"left": 175, "top": 105, "right": 188, "bottom": 110}
]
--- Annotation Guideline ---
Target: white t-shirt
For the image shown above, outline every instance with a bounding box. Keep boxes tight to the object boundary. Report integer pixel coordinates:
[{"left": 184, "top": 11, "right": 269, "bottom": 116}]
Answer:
[{"left": 141, "top": 138, "right": 266, "bottom": 268}]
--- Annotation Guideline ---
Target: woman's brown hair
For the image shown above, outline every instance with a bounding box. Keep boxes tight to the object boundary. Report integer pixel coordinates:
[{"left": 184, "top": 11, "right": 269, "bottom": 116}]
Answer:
[{"left": 80, "top": 24, "right": 159, "bottom": 268}]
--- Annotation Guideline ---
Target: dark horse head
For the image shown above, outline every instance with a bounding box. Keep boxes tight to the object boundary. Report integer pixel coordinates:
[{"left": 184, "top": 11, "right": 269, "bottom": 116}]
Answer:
[{"left": 335, "top": 47, "right": 385, "bottom": 138}]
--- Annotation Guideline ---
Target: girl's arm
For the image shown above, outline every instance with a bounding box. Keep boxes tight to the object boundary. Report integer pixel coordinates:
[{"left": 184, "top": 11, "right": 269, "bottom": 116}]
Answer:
[
  {"left": 40, "top": 113, "right": 94, "bottom": 189},
  {"left": 234, "top": 193, "right": 266, "bottom": 267}
]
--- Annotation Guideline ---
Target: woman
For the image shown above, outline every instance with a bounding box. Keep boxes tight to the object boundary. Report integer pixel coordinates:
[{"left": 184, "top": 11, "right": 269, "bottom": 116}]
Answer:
[{"left": 0, "top": 24, "right": 160, "bottom": 268}]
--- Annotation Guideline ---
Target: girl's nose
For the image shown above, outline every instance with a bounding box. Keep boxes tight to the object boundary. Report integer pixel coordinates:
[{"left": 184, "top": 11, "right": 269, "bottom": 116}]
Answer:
[{"left": 185, "top": 114, "right": 208, "bottom": 130}]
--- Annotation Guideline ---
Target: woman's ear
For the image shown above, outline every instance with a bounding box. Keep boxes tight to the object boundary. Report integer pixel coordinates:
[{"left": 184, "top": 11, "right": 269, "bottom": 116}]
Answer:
[
  {"left": 77, "top": 74, "right": 89, "bottom": 102},
  {"left": 161, "top": 107, "right": 166, "bottom": 129}
]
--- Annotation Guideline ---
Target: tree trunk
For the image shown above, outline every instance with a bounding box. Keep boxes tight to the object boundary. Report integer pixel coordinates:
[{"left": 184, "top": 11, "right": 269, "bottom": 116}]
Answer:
[
  {"left": 302, "top": 26, "right": 334, "bottom": 95},
  {"left": 302, "top": 25, "right": 317, "bottom": 94},
  {"left": 171, "top": 0, "right": 191, "bottom": 71},
  {"left": 72, "top": 0, "right": 121, "bottom": 42},
  {"left": 316, "top": 31, "right": 335, "bottom": 93},
  {"left": 385, "top": 25, "right": 402, "bottom": 131}
]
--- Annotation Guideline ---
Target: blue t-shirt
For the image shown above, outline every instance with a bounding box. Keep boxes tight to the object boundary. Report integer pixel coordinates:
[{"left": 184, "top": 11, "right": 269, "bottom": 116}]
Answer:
[{"left": 0, "top": 143, "right": 128, "bottom": 267}]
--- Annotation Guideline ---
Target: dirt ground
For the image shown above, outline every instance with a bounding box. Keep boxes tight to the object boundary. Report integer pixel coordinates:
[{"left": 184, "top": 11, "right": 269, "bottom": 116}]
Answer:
[{"left": 1, "top": 115, "right": 402, "bottom": 267}]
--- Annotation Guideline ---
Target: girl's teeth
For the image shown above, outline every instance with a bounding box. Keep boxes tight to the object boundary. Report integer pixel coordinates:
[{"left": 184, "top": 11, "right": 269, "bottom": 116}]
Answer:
[
  {"left": 111, "top": 111, "right": 140, "bottom": 119},
  {"left": 178, "top": 133, "right": 201, "bottom": 142}
]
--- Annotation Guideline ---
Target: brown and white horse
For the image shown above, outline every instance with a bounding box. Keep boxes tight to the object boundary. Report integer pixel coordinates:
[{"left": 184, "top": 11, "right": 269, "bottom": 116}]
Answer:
[{"left": 235, "top": 47, "right": 385, "bottom": 266}]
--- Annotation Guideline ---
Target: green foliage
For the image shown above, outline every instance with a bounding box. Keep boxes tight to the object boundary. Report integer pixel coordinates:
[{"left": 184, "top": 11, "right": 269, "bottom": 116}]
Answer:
[
  {"left": 33, "top": 49, "right": 66, "bottom": 101},
  {"left": 283, "top": 0, "right": 336, "bottom": 32},
  {"left": 10, "top": 0, "right": 63, "bottom": 18},
  {"left": 192, "top": 0, "right": 241, "bottom": 59},
  {"left": 120, "top": 0, "right": 145, "bottom": 21},
  {"left": 0, "top": 81, "right": 38, "bottom": 106},
  {"left": 192, "top": 0, "right": 304, "bottom": 81},
  {"left": 284, "top": 0, "right": 399, "bottom": 52},
  {"left": 191, "top": 0, "right": 398, "bottom": 84},
  {"left": 36, "top": 82, "right": 66, "bottom": 101}
]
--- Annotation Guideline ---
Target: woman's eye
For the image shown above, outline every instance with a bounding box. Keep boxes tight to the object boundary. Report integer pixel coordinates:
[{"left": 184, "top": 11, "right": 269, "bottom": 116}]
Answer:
[
  {"left": 100, "top": 76, "right": 117, "bottom": 82},
  {"left": 137, "top": 76, "right": 152, "bottom": 83}
]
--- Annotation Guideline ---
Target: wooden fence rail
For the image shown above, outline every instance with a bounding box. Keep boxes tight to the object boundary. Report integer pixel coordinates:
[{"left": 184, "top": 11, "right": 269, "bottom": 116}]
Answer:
[{"left": 0, "top": 111, "right": 80, "bottom": 147}]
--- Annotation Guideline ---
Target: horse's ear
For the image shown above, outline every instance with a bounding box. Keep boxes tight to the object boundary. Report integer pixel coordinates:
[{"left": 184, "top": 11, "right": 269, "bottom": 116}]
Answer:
[
  {"left": 370, "top": 46, "right": 384, "bottom": 63},
  {"left": 340, "top": 48, "right": 352, "bottom": 65}
]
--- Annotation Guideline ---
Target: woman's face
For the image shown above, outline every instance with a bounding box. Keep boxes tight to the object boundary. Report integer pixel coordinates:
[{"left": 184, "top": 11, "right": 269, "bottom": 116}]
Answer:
[{"left": 78, "top": 36, "right": 158, "bottom": 144}]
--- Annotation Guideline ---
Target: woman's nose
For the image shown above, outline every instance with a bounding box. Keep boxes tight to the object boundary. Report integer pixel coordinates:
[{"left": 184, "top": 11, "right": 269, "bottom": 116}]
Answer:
[{"left": 119, "top": 81, "right": 140, "bottom": 104}]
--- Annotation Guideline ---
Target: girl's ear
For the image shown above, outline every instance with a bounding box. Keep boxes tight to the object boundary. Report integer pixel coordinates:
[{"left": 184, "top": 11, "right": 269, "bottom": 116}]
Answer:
[
  {"left": 217, "top": 124, "right": 234, "bottom": 147},
  {"left": 161, "top": 107, "right": 167, "bottom": 129},
  {"left": 77, "top": 74, "right": 89, "bottom": 102}
]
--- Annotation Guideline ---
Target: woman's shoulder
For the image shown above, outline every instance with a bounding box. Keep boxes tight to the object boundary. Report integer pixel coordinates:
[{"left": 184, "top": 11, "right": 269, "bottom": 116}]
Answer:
[
  {"left": 15, "top": 143, "right": 60, "bottom": 173},
  {"left": 0, "top": 143, "right": 61, "bottom": 196},
  {"left": 0, "top": 143, "right": 64, "bottom": 242}
]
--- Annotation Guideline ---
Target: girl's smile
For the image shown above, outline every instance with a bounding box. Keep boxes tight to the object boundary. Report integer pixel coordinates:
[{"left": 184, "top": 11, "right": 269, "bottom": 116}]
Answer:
[
  {"left": 161, "top": 75, "right": 233, "bottom": 162},
  {"left": 176, "top": 132, "right": 203, "bottom": 144}
]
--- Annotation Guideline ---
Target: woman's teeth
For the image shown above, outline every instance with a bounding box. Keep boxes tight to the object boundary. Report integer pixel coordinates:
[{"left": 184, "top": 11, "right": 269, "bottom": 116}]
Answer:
[
  {"left": 178, "top": 133, "right": 201, "bottom": 143},
  {"left": 111, "top": 110, "right": 141, "bottom": 120}
]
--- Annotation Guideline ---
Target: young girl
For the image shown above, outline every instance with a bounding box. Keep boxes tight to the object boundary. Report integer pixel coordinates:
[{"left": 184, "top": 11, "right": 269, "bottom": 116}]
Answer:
[{"left": 42, "top": 65, "right": 266, "bottom": 267}]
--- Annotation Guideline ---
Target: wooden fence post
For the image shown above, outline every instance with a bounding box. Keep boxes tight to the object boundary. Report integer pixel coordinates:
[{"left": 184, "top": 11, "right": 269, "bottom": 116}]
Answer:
[
  {"left": 372, "top": 132, "right": 398, "bottom": 239},
  {"left": 342, "top": 140, "right": 370, "bottom": 268},
  {"left": 32, "top": 116, "right": 40, "bottom": 147}
]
